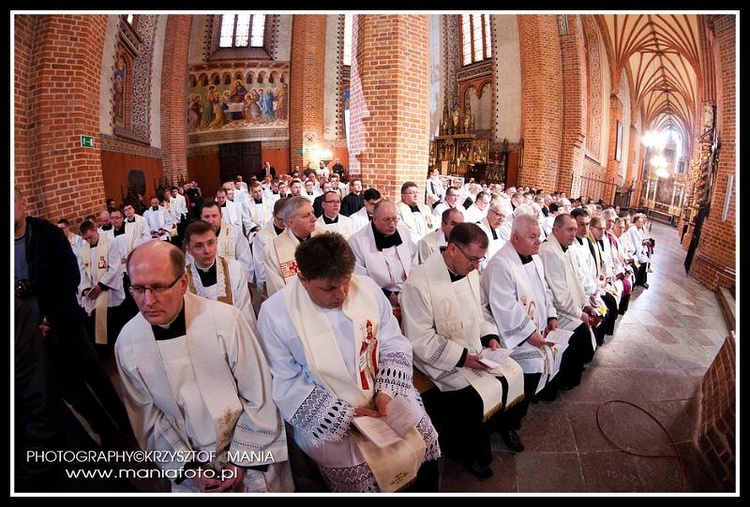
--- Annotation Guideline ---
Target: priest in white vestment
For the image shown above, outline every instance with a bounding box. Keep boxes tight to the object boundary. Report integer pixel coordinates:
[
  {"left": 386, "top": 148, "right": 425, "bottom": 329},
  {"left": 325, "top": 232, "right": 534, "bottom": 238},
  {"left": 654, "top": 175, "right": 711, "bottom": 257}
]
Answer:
[
  {"left": 417, "top": 207, "right": 464, "bottom": 264},
  {"left": 315, "top": 190, "right": 355, "bottom": 239},
  {"left": 184, "top": 220, "right": 257, "bottom": 334},
  {"left": 256, "top": 233, "right": 441, "bottom": 492},
  {"left": 122, "top": 203, "right": 152, "bottom": 253},
  {"left": 116, "top": 240, "right": 292, "bottom": 493},
  {"left": 253, "top": 198, "right": 287, "bottom": 298},
  {"left": 395, "top": 181, "right": 435, "bottom": 243},
  {"left": 481, "top": 214, "right": 589, "bottom": 401},
  {"left": 348, "top": 200, "right": 418, "bottom": 314},
  {"left": 477, "top": 199, "right": 512, "bottom": 271},
  {"left": 349, "top": 187, "right": 382, "bottom": 233},
  {"left": 264, "top": 196, "right": 327, "bottom": 297},
  {"left": 401, "top": 223, "right": 526, "bottom": 480},
  {"left": 198, "top": 201, "right": 255, "bottom": 285}
]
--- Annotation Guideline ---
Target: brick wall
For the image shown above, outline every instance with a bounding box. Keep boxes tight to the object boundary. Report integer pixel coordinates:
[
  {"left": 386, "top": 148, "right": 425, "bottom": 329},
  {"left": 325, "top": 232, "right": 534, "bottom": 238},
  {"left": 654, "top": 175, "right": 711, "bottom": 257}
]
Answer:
[
  {"left": 16, "top": 15, "right": 109, "bottom": 222},
  {"left": 690, "top": 15, "right": 736, "bottom": 293},
  {"left": 289, "top": 15, "right": 327, "bottom": 170},
  {"left": 517, "top": 16, "right": 563, "bottom": 191},
  {"left": 698, "top": 332, "right": 736, "bottom": 490},
  {"left": 348, "top": 15, "right": 430, "bottom": 202},
  {"left": 160, "top": 16, "right": 191, "bottom": 183}
]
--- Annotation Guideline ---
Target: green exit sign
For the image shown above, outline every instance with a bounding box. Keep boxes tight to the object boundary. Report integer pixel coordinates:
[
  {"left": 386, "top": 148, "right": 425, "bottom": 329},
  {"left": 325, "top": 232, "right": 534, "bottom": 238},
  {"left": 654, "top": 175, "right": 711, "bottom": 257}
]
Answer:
[
  {"left": 80, "top": 135, "right": 95, "bottom": 148},
  {"left": 294, "top": 148, "right": 303, "bottom": 155}
]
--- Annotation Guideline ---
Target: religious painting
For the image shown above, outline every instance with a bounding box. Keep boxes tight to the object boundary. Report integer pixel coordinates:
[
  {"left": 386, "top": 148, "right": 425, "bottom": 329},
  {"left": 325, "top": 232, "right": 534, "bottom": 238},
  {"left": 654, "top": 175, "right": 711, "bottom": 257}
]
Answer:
[
  {"left": 471, "top": 139, "right": 489, "bottom": 164},
  {"left": 615, "top": 120, "right": 624, "bottom": 162},
  {"left": 456, "top": 139, "right": 472, "bottom": 163}
]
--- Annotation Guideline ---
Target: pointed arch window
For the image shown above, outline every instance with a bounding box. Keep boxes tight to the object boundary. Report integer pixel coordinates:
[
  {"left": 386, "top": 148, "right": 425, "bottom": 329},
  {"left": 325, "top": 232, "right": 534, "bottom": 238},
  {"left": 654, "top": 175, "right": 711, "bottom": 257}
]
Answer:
[
  {"left": 461, "top": 14, "right": 491, "bottom": 66},
  {"left": 219, "top": 14, "right": 266, "bottom": 48}
]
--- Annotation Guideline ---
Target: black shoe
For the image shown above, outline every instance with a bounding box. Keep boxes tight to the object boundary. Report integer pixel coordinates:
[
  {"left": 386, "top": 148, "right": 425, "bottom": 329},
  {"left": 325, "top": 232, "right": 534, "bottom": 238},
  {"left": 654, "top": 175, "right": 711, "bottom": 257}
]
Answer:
[
  {"left": 534, "top": 386, "right": 558, "bottom": 402},
  {"left": 640, "top": 283, "right": 649, "bottom": 289},
  {"left": 499, "top": 429, "right": 525, "bottom": 453},
  {"left": 465, "top": 461, "right": 493, "bottom": 479}
]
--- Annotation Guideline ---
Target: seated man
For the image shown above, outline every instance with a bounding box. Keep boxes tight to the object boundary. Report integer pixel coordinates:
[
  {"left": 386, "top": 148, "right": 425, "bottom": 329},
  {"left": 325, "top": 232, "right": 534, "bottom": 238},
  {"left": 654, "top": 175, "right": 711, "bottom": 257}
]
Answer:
[
  {"left": 115, "top": 240, "right": 292, "bottom": 493},
  {"left": 256, "top": 233, "right": 441, "bottom": 493},
  {"left": 417, "top": 207, "right": 463, "bottom": 264},
  {"left": 400, "top": 223, "right": 526, "bottom": 480}
]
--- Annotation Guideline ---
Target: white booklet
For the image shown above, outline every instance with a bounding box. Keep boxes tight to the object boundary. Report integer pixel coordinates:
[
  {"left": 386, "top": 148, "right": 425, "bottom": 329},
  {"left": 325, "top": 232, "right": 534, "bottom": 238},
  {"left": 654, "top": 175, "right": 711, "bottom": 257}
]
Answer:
[
  {"left": 478, "top": 347, "right": 512, "bottom": 370},
  {"left": 352, "top": 395, "right": 422, "bottom": 448},
  {"left": 545, "top": 328, "right": 574, "bottom": 345}
]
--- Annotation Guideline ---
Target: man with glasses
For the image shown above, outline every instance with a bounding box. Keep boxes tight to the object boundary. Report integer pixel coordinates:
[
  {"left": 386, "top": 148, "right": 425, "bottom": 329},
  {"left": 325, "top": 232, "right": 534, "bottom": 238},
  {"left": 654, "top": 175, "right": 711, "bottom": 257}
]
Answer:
[
  {"left": 431, "top": 185, "right": 465, "bottom": 221},
  {"left": 348, "top": 200, "right": 417, "bottom": 318},
  {"left": 396, "top": 181, "right": 434, "bottom": 242},
  {"left": 115, "top": 240, "right": 292, "bottom": 492},
  {"left": 315, "top": 190, "right": 354, "bottom": 239},
  {"left": 477, "top": 199, "right": 512, "bottom": 270},
  {"left": 183, "top": 220, "right": 257, "bottom": 332},
  {"left": 401, "top": 223, "right": 527, "bottom": 479}
]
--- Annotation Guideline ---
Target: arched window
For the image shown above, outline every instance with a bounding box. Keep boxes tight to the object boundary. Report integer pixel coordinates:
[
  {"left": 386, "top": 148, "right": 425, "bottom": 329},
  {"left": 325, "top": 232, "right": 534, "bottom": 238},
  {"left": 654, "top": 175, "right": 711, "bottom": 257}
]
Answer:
[
  {"left": 219, "top": 14, "right": 266, "bottom": 48},
  {"left": 460, "top": 14, "right": 491, "bottom": 66}
]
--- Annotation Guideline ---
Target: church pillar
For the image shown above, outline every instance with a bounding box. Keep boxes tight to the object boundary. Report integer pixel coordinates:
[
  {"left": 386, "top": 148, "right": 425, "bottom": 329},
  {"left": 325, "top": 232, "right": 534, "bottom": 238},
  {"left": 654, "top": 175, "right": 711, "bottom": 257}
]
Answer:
[
  {"left": 15, "top": 15, "right": 109, "bottom": 219},
  {"left": 517, "top": 15, "right": 564, "bottom": 192},
  {"left": 289, "top": 15, "right": 327, "bottom": 171},
  {"left": 348, "top": 14, "right": 430, "bottom": 202},
  {"left": 160, "top": 15, "right": 191, "bottom": 184}
]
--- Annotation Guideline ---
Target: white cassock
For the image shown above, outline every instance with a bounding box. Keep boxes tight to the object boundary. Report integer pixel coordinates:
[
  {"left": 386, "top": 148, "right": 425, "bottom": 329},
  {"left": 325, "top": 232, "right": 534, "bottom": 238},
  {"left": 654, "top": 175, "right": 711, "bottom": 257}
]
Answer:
[
  {"left": 416, "top": 228, "right": 447, "bottom": 265},
  {"left": 395, "top": 201, "right": 435, "bottom": 243},
  {"left": 348, "top": 223, "right": 418, "bottom": 294},
  {"left": 186, "top": 256, "right": 257, "bottom": 335},
  {"left": 569, "top": 237, "right": 598, "bottom": 298},
  {"left": 537, "top": 233, "right": 588, "bottom": 332},
  {"left": 78, "top": 233, "right": 126, "bottom": 345},
  {"left": 124, "top": 215, "right": 152, "bottom": 253},
  {"left": 115, "top": 293, "right": 292, "bottom": 492},
  {"left": 461, "top": 203, "right": 486, "bottom": 224},
  {"left": 349, "top": 207, "right": 371, "bottom": 233},
  {"left": 480, "top": 243, "right": 566, "bottom": 394},
  {"left": 477, "top": 217, "right": 507, "bottom": 271},
  {"left": 253, "top": 224, "right": 281, "bottom": 293},
  {"left": 143, "top": 206, "right": 174, "bottom": 241},
  {"left": 315, "top": 213, "right": 355, "bottom": 240},
  {"left": 214, "top": 223, "right": 254, "bottom": 285},
  {"left": 626, "top": 226, "right": 649, "bottom": 265},
  {"left": 220, "top": 200, "right": 242, "bottom": 229},
  {"left": 256, "top": 275, "right": 440, "bottom": 492},
  {"left": 400, "top": 251, "right": 524, "bottom": 415},
  {"left": 245, "top": 198, "right": 274, "bottom": 240},
  {"left": 425, "top": 177, "right": 444, "bottom": 207},
  {"left": 431, "top": 203, "right": 465, "bottom": 221},
  {"left": 263, "top": 225, "right": 328, "bottom": 298}
]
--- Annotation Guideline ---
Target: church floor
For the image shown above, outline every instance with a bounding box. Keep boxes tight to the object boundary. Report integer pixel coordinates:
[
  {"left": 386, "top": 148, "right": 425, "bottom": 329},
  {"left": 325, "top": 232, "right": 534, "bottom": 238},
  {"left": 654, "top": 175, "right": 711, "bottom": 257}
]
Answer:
[
  {"left": 438, "top": 221, "right": 734, "bottom": 495},
  {"left": 101, "top": 221, "right": 735, "bottom": 495}
]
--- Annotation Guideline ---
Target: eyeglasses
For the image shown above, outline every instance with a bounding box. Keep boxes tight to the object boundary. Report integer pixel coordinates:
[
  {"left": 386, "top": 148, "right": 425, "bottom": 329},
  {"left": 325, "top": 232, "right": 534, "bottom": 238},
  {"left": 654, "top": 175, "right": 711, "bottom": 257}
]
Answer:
[
  {"left": 129, "top": 272, "right": 184, "bottom": 297},
  {"left": 377, "top": 217, "right": 399, "bottom": 224},
  {"left": 488, "top": 209, "right": 505, "bottom": 218},
  {"left": 323, "top": 200, "right": 340, "bottom": 204},
  {"left": 454, "top": 243, "right": 486, "bottom": 265}
]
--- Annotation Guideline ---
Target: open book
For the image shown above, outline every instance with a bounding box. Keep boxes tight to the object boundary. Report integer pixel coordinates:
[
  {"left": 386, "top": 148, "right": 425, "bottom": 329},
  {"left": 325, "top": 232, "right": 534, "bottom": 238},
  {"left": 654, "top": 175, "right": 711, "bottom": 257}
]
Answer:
[
  {"left": 478, "top": 347, "right": 512, "bottom": 371},
  {"left": 544, "top": 328, "right": 574, "bottom": 345},
  {"left": 351, "top": 395, "right": 422, "bottom": 448}
]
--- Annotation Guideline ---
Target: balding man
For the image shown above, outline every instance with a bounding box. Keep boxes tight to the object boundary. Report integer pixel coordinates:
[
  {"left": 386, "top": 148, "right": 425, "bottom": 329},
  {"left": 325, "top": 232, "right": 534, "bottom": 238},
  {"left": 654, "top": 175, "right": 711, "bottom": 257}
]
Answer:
[
  {"left": 348, "top": 200, "right": 418, "bottom": 314},
  {"left": 115, "top": 240, "right": 292, "bottom": 493}
]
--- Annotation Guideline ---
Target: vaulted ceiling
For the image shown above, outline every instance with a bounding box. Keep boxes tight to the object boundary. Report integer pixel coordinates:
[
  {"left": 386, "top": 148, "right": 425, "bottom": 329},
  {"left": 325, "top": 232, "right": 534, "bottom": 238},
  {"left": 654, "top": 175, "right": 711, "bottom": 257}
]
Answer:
[{"left": 598, "top": 13, "right": 703, "bottom": 151}]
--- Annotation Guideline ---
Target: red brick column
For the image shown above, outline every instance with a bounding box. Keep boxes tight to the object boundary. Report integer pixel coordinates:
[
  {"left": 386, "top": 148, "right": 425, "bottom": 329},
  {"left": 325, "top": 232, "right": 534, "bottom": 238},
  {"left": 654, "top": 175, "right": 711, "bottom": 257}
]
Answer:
[
  {"left": 289, "top": 15, "right": 327, "bottom": 171},
  {"left": 348, "top": 14, "right": 430, "bottom": 202},
  {"left": 15, "top": 15, "right": 108, "bottom": 221},
  {"left": 690, "top": 15, "right": 736, "bottom": 292},
  {"left": 518, "top": 16, "right": 563, "bottom": 191},
  {"left": 161, "top": 15, "right": 191, "bottom": 185}
]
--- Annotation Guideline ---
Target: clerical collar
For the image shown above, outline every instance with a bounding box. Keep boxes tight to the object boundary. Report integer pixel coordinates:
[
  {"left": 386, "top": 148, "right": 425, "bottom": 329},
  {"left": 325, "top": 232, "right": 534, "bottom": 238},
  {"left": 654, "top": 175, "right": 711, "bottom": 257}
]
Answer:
[
  {"left": 90, "top": 240, "right": 98, "bottom": 248},
  {"left": 100, "top": 224, "right": 112, "bottom": 231},
  {"left": 272, "top": 190, "right": 279, "bottom": 195},
  {"left": 294, "top": 232, "right": 312, "bottom": 242},
  {"left": 447, "top": 266, "right": 465, "bottom": 283},
  {"left": 371, "top": 222, "right": 402, "bottom": 251},
  {"left": 127, "top": 217, "right": 135, "bottom": 223},
  {"left": 517, "top": 252, "right": 533, "bottom": 264},
  {"left": 490, "top": 227, "right": 498, "bottom": 240},
  {"left": 323, "top": 214, "right": 338, "bottom": 224},
  {"left": 408, "top": 204, "right": 420, "bottom": 213},
  {"left": 307, "top": 191, "right": 314, "bottom": 195},
  {"left": 195, "top": 260, "right": 217, "bottom": 286},
  {"left": 152, "top": 206, "right": 158, "bottom": 211},
  {"left": 576, "top": 237, "right": 584, "bottom": 245},
  {"left": 113, "top": 226, "right": 125, "bottom": 236},
  {"left": 254, "top": 198, "right": 263, "bottom": 204},
  {"left": 273, "top": 224, "right": 284, "bottom": 235},
  {"left": 151, "top": 305, "right": 187, "bottom": 341}
]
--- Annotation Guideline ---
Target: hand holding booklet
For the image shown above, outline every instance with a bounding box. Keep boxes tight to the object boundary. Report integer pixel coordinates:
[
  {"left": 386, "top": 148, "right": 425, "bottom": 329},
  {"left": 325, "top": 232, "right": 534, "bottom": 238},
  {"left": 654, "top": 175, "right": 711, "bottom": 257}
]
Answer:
[
  {"left": 352, "top": 395, "right": 422, "bottom": 448},
  {"left": 544, "top": 328, "right": 574, "bottom": 345},
  {"left": 478, "top": 347, "right": 512, "bottom": 371}
]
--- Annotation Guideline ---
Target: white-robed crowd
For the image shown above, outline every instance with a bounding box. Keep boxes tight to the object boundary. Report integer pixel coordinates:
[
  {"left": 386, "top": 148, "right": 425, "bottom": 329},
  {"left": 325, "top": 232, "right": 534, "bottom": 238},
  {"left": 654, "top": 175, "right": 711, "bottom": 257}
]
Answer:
[{"left": 53, "top": 171, "right": 654, "bottom": 493}]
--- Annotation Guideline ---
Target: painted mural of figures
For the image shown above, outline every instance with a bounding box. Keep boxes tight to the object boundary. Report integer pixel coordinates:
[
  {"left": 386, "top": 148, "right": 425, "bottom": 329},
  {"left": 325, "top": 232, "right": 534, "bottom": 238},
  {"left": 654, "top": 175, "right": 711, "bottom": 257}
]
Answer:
[
  {"left": 259, "top": 88, "right": 275, "bottom": 121},
  {"left": 187, "top": 94, "right": 202, "bottom": 131},
  {"left": 201, "top": 85, "right": 216, "bottom": 128},
  {"left": 208, "top": 90, "right": 229, "bottom": 129},
  {"left": 245, "top": 89, "right": 262, "bottom": 121},
  {"left": 229, "top": 79, "right": 248, "bottom": 120},
  {"left": 113, "top": 56, "right": 126, "bottom": 126},
  {"left": 275, "top": 84, "right": 287, "bottom": 120}
]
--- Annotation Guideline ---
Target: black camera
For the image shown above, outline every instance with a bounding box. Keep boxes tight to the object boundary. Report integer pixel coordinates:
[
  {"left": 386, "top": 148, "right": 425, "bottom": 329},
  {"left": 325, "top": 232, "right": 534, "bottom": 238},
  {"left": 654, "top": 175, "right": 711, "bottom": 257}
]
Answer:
[{"left": 15, "top": 279, "right": 34, "bottom": 299}]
